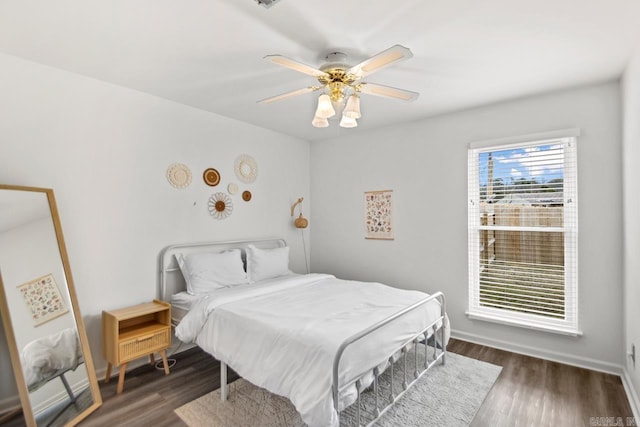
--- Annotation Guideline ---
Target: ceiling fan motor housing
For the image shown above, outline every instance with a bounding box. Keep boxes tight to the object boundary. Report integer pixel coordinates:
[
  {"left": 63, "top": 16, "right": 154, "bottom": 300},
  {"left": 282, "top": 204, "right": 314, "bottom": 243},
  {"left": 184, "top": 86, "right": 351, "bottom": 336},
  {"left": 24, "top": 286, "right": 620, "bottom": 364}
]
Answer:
[
  {"left": 322, "top": 52, "right": 349, "bottom": 67},
  {"left": 254, "top": 0, "right": 281, "bottom": 8},
  {"left": 318, "top": 52, "right": 358, "bottom": 101}
]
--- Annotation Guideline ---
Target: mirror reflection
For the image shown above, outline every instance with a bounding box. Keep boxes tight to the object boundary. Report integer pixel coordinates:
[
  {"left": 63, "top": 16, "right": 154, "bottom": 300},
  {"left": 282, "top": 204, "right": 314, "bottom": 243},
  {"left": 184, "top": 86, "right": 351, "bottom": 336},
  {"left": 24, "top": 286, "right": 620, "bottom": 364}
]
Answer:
[{"left": 0, "top": 187, "right": 100, "bottom": 426}]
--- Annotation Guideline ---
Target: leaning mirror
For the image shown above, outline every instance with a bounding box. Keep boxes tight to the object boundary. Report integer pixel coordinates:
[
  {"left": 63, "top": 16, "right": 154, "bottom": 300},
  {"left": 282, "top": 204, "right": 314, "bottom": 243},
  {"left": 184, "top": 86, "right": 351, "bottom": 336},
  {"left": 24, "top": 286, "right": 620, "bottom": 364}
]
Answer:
[{"left": 0, "top": 185, "right": 101, "bottom": 426}]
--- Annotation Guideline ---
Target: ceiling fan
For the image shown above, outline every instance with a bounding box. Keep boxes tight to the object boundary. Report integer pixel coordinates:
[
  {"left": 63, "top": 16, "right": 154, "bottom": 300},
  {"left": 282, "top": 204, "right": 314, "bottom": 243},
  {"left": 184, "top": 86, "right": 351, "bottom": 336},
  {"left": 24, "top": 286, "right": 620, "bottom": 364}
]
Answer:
[{"left": 258, "top": 45, "right": 419, "bottom": 128}]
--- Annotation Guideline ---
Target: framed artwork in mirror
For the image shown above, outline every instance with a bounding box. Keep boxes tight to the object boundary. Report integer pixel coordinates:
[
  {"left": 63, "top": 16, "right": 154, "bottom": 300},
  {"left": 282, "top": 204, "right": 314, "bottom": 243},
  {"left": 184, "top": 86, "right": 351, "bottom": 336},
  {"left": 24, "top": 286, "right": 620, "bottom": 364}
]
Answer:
[
  {"left": 18, "top": 273, "right": 69, "bottom": 326},
  {"left": 0, "top": 185, "right": 102, "bottom": 426}
]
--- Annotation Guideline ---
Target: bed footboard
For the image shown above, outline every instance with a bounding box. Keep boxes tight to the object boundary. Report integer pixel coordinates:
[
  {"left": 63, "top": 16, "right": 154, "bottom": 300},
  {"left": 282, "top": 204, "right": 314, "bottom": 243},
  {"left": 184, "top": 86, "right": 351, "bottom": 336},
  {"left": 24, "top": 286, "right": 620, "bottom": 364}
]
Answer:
[
  {"left": 218, "top": 291, "right": 447, "bottom": 427},
  {"left": 332, "top": 291, "right": 446, "bottom": 427}
]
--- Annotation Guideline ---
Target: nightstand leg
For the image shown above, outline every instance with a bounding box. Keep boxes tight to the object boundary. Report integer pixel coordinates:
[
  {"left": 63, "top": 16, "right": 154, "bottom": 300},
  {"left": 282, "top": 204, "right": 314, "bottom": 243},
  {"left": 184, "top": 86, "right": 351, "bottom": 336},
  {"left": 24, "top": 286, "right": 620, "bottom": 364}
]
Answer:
[
  {"left": 117, "top": 363, "right": 127, "bottom": 394},
  {"left": 105, "top": 363, "right": 112, "bottom": 383},
  {"left": 149, "top": 353, "right": 155, "bottom": 365},
  {"left": 160, "top": 350, "right": 170, "bottom": 375}
]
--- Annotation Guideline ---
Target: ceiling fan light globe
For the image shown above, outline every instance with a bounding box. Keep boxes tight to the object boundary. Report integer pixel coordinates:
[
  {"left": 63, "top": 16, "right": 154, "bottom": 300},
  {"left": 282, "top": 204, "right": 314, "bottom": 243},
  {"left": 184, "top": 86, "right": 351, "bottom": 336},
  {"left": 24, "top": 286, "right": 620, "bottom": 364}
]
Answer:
[
  {"left": 339, "top": 115, "right": 358, "bottom": 128},
  {"left": 343, "top": 94, "right": 361, "bottom": 119},
  {"left": 312, "top": 115, "right": 329, "bottom": 128},
  {"left": 315, "top": 94, "right": 336, "bottom": 119}
]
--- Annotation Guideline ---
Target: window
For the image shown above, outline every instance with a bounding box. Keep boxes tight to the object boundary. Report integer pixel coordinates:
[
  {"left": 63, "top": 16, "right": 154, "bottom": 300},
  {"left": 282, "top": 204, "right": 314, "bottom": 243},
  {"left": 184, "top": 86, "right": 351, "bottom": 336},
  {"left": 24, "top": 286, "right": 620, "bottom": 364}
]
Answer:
[{"left": 467, "top": 130, "right": 578, "bottom": 335}]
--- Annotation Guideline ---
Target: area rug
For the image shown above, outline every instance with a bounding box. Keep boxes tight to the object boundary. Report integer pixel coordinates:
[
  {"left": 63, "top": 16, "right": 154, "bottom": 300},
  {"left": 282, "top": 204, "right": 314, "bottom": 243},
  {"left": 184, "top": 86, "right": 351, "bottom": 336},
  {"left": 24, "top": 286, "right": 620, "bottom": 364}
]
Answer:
[{"left": 175, "top": 351, "right": 501, "bottom": 427}]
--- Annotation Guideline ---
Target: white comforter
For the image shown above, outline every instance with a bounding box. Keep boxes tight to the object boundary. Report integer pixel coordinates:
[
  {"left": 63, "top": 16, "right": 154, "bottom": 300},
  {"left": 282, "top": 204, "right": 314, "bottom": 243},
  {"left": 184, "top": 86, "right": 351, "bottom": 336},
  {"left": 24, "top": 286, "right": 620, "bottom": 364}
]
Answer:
[
  {"left": 20, "top": 327, "right": 81, "bottom": 389},
  {"left": 175, "top": 273, "right": 448, "bottom": 427}
]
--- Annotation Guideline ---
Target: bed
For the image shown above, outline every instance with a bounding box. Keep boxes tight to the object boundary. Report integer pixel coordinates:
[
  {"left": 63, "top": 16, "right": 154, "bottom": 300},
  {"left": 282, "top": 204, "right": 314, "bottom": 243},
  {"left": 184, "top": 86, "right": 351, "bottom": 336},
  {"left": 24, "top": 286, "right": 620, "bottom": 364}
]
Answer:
[
  {"left": 21, "top": 328, "right": 84, "bottom": 424},
  {"left": 159, "top": 238, "right": 448, "bottom": 427}
]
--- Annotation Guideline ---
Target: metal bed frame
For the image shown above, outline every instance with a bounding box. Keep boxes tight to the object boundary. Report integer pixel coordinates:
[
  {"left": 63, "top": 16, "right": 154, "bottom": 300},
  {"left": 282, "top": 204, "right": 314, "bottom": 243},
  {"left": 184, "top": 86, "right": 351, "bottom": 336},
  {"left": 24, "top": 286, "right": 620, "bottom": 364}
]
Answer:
[
  {"left": 159, "top": 238, "right": 447, "bottom": 427},
  {"left": 333, "top": 292, "right": 446, "bottom": 426},
  {"left": 219, "top": 292, "right": 446, "bottom": 426}
]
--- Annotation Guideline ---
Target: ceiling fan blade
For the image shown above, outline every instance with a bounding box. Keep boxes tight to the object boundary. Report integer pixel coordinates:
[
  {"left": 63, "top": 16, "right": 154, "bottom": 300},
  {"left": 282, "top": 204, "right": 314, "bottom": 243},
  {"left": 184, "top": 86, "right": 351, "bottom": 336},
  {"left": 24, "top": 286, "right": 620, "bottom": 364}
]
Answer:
[
  {"left": 358, "top": 82, "right": 419, "bottom": 102},
  {"left": 264, "top": 55, "right": 329, "bottom": 78},
  {"left": 257, "top": 86, "right": 321, "bottom": 104},
  {"left": 348, "top": 45, "right": 413, "bottom": 78}
]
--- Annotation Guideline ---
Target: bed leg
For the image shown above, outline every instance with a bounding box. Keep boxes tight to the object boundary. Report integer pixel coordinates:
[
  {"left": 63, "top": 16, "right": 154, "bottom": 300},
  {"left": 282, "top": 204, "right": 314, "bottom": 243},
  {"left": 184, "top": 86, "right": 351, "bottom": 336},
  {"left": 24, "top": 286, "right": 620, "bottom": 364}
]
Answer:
[
  {"left": 414, "top": 338, "right": 419, "bottom": 379},
  {"left": 402, "top": 347, "right": 408, "bottom": 390},
  {"left": 60, "top": 374, "right": 76, "bottom": 402},
  {"left": 220, "top": 361, "right": 228, "bottom": 401},
  {"left": 389, "top": 356, "right": 395, "bottom": 401},
  {"left": 441, "top": 293, "right": 447, "bottom": 365},
  {"left": 356, "top": 380, "right": 362, "bottom": 427},
  {"left": 441, "top": 322, "right": 447, "bottom": 365},
  {"left": 424, "top": 332, "right": 429, "bottom": 369},
  {"left": 373, "top": 367, "right": 380, "bottom": 418}
]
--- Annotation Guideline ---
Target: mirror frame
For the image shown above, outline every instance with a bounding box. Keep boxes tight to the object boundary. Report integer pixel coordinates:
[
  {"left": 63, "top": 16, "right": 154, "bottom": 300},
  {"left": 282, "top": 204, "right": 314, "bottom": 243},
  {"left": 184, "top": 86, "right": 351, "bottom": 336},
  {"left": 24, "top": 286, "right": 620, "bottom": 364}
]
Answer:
[{"left": 0, "top": 185, "right": 102, "bottom": 426}]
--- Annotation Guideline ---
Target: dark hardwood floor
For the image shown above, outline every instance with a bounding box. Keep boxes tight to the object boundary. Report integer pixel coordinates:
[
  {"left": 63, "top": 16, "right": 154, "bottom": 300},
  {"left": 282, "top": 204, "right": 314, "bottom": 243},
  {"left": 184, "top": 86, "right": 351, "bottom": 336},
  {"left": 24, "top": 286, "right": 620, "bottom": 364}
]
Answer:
[
  {"left": 2, "top": 339, "right": 633, "bottom": 426},
  {"left": 447, "top": 340, "right": 634, "bottom": 426},
  {"left": 82, "top": 348, "right": 239, "bottom": 427}
]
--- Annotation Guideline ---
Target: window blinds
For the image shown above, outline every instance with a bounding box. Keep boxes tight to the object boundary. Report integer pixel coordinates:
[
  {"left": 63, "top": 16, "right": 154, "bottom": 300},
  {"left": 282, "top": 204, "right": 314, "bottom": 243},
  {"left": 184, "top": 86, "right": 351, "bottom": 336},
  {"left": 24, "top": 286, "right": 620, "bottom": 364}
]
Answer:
[{"left": 468, "top": 135, "right": 578, "bottom": 334}]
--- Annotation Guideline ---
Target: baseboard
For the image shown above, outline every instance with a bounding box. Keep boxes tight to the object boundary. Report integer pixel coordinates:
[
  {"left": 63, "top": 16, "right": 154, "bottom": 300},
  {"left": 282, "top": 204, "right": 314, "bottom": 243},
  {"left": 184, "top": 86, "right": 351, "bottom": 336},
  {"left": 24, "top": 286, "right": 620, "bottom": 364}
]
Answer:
[
  {"left": 451, "top": 329, "right": 624, "bottom": 376},
  {"left": 0, "top": 396, "right": 20, "bottom": 416},
  {"left": 31, "top": 377, "right": 89, "bottom": 415},
  {"left": 95, "top": 341, "right": 196, "bottom": 382},
  {"left": 622, "top": 369, "right": 640, "bottom": 420},
  {"left": 0, "top": 377, "right": 91, "bottom": 417},
  {"left": 95, "top": 357, "right": 154, "bottom": 383}
]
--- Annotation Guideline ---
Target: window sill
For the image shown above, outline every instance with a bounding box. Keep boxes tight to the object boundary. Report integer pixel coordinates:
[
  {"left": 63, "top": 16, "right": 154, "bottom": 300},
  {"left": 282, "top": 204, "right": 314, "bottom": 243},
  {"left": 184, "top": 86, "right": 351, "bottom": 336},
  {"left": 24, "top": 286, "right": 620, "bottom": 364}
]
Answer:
[{"left": 466, "top": 311, "right": 583, "bottom": 337}]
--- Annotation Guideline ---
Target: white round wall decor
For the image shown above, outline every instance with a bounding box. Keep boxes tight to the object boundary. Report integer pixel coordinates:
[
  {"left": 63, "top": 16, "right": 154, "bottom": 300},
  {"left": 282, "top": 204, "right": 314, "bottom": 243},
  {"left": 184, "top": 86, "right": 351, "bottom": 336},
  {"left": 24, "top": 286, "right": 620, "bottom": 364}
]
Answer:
[
  {"left": 166, "top": 163, "right": 192, "bottom": 189},
  {"left": 208, "top": 192, "right": 233, "bottom": 220},
  {"left": 234, "top": 154, "right": 258, "bottom": 184},
  {"left": 227, "top": 182, "right": 239, "bottom": 195}
]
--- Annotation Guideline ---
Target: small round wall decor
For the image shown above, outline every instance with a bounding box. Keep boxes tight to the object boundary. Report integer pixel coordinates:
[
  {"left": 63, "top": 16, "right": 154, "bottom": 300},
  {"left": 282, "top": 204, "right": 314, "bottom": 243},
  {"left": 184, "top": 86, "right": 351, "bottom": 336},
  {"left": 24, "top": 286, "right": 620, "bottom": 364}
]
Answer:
[
  {"left": 242, "top": 190, "right": 252, "bottom": 202},
  {"left": 203, "top": 168, "right": 221, "bottom": 186},
  {"left": 227, "top": 183, "right": 239, "bottom": 195},
  {"left": 234, "top": 154, "right": 258, "bottom": 184},
  {"left": 166, "top": 163, "right": 192, "bottom": 189},
  {"left": 208, "top": 192, "right": 233, "bottom": 220}
]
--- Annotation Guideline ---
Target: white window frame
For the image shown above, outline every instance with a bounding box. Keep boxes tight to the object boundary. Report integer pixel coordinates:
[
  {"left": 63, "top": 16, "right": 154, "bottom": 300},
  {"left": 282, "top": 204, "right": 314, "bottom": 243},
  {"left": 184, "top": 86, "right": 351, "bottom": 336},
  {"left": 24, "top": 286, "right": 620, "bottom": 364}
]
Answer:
[{"left": 467, "top": 129, "right": 580, "bottom": 336}]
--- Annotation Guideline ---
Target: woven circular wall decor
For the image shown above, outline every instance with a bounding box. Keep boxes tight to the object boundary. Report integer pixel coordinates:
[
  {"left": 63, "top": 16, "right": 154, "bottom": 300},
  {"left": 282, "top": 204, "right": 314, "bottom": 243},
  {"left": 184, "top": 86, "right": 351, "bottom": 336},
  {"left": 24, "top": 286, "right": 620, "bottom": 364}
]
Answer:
[
  {"left": 208, "top": 192, "right": 233, "bottom": 220},
  {"left": 166, "top": 163, "right": 192, "bottom": 189},
  {"left": 234, "top": 154, "right": 258, "bottom": 184},
  {"left": 203, "top": 168, "right": 221, "bottom": 186}
]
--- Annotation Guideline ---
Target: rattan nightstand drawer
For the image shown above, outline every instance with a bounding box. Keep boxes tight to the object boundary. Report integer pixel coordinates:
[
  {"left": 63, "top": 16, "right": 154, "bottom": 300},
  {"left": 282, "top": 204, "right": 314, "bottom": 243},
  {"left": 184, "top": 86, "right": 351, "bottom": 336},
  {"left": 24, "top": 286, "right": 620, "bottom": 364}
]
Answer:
[{"left": 119, "top": 329, "right": 170, "bottom": 363}]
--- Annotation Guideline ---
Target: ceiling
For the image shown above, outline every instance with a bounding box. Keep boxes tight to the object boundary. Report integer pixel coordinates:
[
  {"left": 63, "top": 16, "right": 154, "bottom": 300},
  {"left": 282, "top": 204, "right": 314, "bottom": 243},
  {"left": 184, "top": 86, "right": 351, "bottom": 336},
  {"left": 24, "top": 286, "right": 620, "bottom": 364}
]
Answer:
[{"left": 0, "top": 0, "right": 639, "bottom": 142}]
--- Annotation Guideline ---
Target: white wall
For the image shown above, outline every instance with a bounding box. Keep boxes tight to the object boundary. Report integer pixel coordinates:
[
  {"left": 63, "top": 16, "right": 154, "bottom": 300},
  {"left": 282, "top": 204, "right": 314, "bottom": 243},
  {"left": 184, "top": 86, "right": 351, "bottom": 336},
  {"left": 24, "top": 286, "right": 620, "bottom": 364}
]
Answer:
[
  {"left": 0, "top": 53, "right": 311, "bottom": 407},
  {"left": 311, "top": 82, "right": 623, "bottom": 371},
  {"left": 622, "top": 45, "right": 640, "bottom": 413}
]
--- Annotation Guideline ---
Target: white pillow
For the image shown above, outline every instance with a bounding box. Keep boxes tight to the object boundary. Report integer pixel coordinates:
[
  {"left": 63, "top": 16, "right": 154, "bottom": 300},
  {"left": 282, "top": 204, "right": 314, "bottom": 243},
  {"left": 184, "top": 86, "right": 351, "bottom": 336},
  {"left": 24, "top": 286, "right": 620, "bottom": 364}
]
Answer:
[
  {"left": 246, "top": 245, "right": 290, "bottom": 283},
  {"left": 176, "top": 250, "right": 248, "bottom": 295}
]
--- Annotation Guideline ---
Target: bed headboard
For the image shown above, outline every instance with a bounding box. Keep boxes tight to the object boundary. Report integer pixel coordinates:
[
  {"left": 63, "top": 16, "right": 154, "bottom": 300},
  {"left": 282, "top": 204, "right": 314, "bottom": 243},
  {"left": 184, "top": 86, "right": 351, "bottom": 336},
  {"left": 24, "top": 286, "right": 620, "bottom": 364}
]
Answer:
[{"left": 157, "top": 238, "right": 287, "bottom": 301}]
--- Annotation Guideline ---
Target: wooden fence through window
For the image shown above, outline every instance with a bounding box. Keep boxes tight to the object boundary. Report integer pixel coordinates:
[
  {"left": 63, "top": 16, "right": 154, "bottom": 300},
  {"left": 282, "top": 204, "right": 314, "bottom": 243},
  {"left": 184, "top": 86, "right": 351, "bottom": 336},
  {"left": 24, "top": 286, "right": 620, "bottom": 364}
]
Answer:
[
  {"left": 479, "top": 204, "right": 566, "bottom": 318},
  {"left": 481, "top": 204, "right": 564, "bottom": 266}
]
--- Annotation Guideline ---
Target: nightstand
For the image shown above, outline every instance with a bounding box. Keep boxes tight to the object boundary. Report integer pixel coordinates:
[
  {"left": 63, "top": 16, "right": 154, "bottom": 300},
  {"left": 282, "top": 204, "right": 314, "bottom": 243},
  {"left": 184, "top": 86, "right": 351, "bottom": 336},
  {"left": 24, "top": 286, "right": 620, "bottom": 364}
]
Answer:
[{"left": 102, "top": 299, "right": 171, "bottom": 394}]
